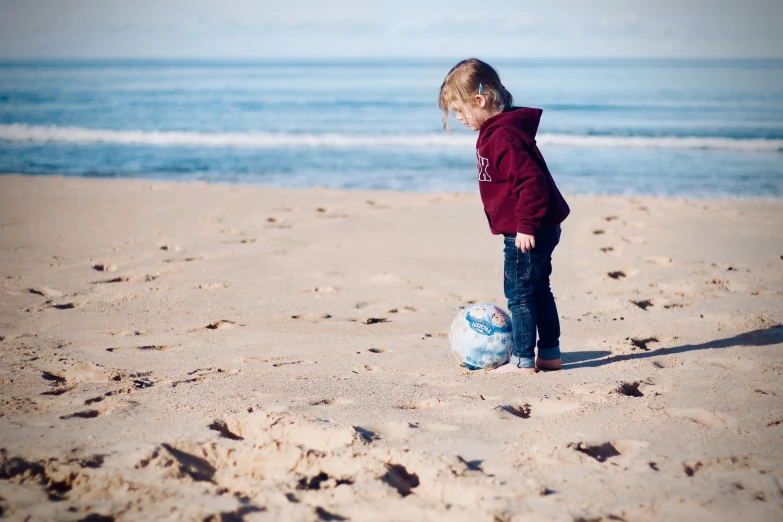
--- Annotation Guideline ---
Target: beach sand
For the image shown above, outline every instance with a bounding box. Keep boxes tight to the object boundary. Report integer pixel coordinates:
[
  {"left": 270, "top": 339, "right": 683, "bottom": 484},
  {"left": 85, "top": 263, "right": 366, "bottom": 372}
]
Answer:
[{"left": 0, "top": 174, "right": 781, "bottom": 521}]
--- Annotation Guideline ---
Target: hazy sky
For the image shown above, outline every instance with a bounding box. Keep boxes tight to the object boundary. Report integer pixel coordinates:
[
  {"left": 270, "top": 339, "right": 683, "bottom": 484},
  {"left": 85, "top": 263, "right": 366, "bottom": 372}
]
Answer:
[{"left": 1, "top": 0, "right": 781, "bottom": 59}]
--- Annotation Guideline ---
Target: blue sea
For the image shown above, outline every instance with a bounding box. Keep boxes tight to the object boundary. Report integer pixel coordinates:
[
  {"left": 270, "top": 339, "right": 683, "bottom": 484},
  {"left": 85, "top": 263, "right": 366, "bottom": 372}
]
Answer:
[{"left": 1, "top": 59, "right": 781, "bottom": 198}]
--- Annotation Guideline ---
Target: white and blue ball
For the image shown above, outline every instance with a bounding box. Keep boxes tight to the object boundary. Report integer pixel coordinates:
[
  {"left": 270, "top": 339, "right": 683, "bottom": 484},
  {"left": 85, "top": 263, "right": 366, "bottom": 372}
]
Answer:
[{"left": 449, "top": 303, "right": 513, "bottom": 370}]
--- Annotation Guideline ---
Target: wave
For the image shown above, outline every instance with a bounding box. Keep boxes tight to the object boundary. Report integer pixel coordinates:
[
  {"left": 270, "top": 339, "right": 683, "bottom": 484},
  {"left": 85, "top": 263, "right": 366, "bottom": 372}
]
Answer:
[{"left": 1, "top": 124, "right": 781, "bottom": 152}]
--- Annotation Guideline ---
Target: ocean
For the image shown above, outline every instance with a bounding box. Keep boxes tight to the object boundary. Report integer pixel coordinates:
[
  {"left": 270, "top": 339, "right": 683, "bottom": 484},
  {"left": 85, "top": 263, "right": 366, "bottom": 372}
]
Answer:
[{"left": 1, "top": 59, "right": 781, "bottom": 198}]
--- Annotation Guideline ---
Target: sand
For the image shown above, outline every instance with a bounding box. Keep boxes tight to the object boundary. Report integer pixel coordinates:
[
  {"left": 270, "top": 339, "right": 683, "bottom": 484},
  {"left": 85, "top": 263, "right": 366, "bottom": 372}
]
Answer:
[{"left": 0, "top": 174, "right": 781, "bottom": 521}]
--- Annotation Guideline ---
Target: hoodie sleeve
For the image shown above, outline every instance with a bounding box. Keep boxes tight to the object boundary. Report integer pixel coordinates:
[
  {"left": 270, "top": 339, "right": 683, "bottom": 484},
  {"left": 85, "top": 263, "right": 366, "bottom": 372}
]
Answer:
[{"left": 493, "top": 128, "right": 550, "bottom": 236}]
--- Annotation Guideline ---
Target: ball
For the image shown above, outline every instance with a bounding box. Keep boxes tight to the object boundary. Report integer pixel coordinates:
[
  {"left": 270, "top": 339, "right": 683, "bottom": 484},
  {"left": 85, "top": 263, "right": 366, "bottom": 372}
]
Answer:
[{"left": 449, "top": 303, "right": 513, "bottom": 370}]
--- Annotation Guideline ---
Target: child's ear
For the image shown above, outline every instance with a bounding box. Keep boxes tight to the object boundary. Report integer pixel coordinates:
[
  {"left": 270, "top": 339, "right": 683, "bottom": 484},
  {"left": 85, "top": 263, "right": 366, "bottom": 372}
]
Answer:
[{"left": 474, "top": 94, "right": 487, "bottom": 109}]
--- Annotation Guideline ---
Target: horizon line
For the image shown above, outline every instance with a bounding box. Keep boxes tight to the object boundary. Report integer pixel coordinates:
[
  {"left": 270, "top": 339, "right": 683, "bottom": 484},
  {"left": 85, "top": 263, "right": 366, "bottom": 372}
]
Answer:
[{"left": 1, "top": 56, "right": 782, "bottom": 64}]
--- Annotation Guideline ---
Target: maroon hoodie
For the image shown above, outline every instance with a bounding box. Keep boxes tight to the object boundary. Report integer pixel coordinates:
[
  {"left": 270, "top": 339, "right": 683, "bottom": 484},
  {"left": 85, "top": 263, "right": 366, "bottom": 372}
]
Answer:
[{"left": 476, "top": 107, "right": 570, "bottom": 236}]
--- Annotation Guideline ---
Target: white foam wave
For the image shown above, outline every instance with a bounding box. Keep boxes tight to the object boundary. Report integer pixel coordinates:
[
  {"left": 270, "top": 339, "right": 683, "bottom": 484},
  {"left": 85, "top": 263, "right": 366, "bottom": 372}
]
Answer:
[
  {"left": 0, "top": 124, "right": 781, "bottom": 152},
  {"left": 537, "top": 134, "right": 783, "bottom": 152}
]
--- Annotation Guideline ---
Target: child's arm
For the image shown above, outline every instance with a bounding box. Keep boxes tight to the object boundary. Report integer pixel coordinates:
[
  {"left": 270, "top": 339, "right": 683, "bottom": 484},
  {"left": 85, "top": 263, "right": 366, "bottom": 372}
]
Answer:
[{"left": 494, "top": 129, "right": 550, "bottom": 249}]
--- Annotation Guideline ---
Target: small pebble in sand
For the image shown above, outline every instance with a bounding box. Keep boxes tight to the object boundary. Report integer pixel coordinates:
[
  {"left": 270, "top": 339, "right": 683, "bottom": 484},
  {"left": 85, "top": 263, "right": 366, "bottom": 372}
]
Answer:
[{"left": 93, "top": 263, "right": 118, "bottom": 272}]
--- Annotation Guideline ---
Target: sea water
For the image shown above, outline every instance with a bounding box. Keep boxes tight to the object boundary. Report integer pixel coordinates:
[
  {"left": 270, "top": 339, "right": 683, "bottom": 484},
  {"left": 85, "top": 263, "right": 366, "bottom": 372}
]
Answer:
[{"left": 0, "top": 59, "right": 781, "bottom": 198}]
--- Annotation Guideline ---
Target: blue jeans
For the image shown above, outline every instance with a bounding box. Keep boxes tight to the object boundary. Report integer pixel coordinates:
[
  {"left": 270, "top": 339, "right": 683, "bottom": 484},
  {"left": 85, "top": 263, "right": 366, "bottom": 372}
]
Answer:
[{"left": 503, "top": 226, "right": 562, "bottom": 368}]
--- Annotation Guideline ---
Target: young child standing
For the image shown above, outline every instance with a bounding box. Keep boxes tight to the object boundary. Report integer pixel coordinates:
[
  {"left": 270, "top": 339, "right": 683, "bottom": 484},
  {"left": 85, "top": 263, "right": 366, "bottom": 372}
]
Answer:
[{"left": 439, "top": 58, "right": 570, "bottom": 374}]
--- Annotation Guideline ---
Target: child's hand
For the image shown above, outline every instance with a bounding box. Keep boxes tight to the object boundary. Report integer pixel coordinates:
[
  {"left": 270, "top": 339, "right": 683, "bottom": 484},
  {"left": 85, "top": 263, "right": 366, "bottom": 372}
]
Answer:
[{"left": 515, "top": 233, "right": 536, "bottom": 253}]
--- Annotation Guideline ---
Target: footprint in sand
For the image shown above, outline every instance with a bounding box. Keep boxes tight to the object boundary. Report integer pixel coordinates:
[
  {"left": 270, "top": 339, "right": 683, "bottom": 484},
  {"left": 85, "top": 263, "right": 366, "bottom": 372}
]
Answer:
[
  {"left": 624, "top": 220, "right": 647, "bottom": 229},
  {"left": 368, "top": 273, "right": 411, "bottom": 286},
  {"left": 494, "top": 398, "right": 578, "bottom": 419},
  {"left": 647, "top": 256, "right": 673, "bottom": 266},
  {"left": 272, "top": 360, "right": 315, "bottom": 368},
  {"left": 568, "top": 441, "right": 622, "bottom": 462},
  {"left": 241, "top": 356, "right": 275, "bottom": 364},
  {"left": 40, "top": 386, "right": 75, "bottom": 396},
  {"left": 106, "top": 344, "right": 179, "bottom": 353},
  {"left": 59, "top": 409, "right": 102, "bottom": 420},
  {"left": 621, "top": 236, "right": 646, "bottom": 244},
  {"left": 703, "top": 357, "right": 757, "bottom": 371},
  {"left": 314, "top": 207, "right": 348, "bottom": 219},
  {"left": 631, "top": 300, "right": 654, "bottom": 311},
  {"left": 59, "top": 396, "right": 120, "bottom": 419},
  {"left": 308, "top": 285, "right": 338, "bottom": 294},
  {"left": 273, "top": 205, "right": 301, "bottom": 213},
  {"left": 208, "top": 420, "right": 244, "bottom": 440},
  {"left": 666, "top": 408, "right": 739, "bottom": 428},
  {"left": 162, "top": 256, "right": 203, "bottom": 264},
  {"left": 416, "top": 422, "right": 460, "bottom": 432},
  {"left": 629, "top": 337, "right": 659, "bottom": 351},
  {"left": 41, "top": 371, "right": 67, "bottom": 385},
  {"left": 192, "top": 320, "right": 245, "bottom": 332},
  {"left": 396, "top": 398, "right": 445, "bottom": 410},
  {"left": 28, "top": 287, "right": 63, "bottom": 298},
  {"left": 241, "top": 355, "right": 314, "bottom": 367},
  {"left": 360, "top": 421, "right": 459, "bottom": 440},
  {"left": 663, "top": 302, "right": 692, "bottom": 309},
  {"left": 92, "top": 276, "right": 131, "bottom": 284},
  {"left": 422, "top": 333, "right": 448, "bottom": 340},
  {"left": 36, "top": 301, "right": 83, "bottom": 311},
  {"left": 365, "top": 199, "right": 391, "bottom": 210},
  {"left": 195, "top": 282, "right": 229, "bottom": 290},
  {"left": 611, "top": 268, "right": 642, "bottom": 280},
  {"left": 355, "top": 421, "right": 416, "bottom": 440},
  {"left": 40, "top": 363, "right": 131, "bottom": 390},
  {"left": 352, "top": 426, "right": 381, "bottom": 442},
  {"left": 494, "top": 403, "right": 531, "bottom": 419},
  {"left": 308, "top": 398, "right": 354, "bottom": 406},
  {"left": 265, "top": 217, "right": 292, "bottom": 229},
  {"left": 614, "top": 381, "right": 645, "bottom": 397},
  {"left": 600, "top": 246, "right": 623, "bottom": 258},
  {"left": 524, "top": 398, "right": 579, "bottom": 417},
  {"left": 457, "top": 391, "right": 497, "bottom": 399},
  {"left": 651, "top": 355, "right": 682, "bottom": 369},
  {"left": 221, "top": 237, "right": 259, "bottom": 244},
  {"left": 171, "top": 367, "right": 240, "bottom": 387},
  {"left": 681, "top": 455, "right": 762, "bottom": 478},
  {"left": 388, "top": 306, "right": 419, "bottom": 314}
]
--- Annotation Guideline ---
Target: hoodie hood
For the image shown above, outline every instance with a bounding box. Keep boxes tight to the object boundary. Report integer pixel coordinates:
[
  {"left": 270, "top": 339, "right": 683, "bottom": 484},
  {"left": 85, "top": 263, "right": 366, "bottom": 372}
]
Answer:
[{"left": 479, "top": 107, "right": 542, "bottom": 144}]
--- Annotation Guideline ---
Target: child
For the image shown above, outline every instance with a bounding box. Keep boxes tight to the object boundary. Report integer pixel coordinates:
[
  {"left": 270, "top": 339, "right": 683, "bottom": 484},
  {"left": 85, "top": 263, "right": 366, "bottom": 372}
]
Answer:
[{"left": 439, "top": 58, "right": 570, "bottom": 374}]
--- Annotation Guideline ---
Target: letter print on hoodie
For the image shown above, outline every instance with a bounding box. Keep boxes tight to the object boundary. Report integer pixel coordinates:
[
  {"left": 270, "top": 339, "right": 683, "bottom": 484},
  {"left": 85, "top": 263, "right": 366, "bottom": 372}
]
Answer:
[{"left": 476, "top": 149, "right": 491, "bottom": 182}]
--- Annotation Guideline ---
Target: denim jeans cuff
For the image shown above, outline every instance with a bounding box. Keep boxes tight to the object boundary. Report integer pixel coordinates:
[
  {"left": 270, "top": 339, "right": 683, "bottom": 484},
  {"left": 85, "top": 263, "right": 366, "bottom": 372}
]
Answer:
[
  {"left": 537, "top": 345, "right": 561, "bottom": 361},
  {"left": 508, "top": 354, "right": 536, "bottom": 368}
]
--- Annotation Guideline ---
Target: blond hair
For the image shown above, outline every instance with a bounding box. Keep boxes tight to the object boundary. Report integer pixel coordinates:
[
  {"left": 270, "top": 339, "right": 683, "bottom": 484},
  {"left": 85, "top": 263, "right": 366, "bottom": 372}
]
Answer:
[{"left": 439, "top": 58, "right": 514, "bottom": 130}]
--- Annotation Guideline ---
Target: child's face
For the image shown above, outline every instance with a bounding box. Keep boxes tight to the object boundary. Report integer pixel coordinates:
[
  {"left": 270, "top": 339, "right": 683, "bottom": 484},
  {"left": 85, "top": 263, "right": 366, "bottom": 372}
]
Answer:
[{"left": 451, "top": 96, "right": 496, "bottom": 131}]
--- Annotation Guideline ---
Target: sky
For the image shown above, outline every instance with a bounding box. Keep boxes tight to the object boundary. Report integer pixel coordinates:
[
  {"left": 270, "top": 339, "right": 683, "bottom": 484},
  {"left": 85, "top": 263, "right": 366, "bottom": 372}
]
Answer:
[{"left": 0, "top": 0, "right": 781, "bottom": 60}]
